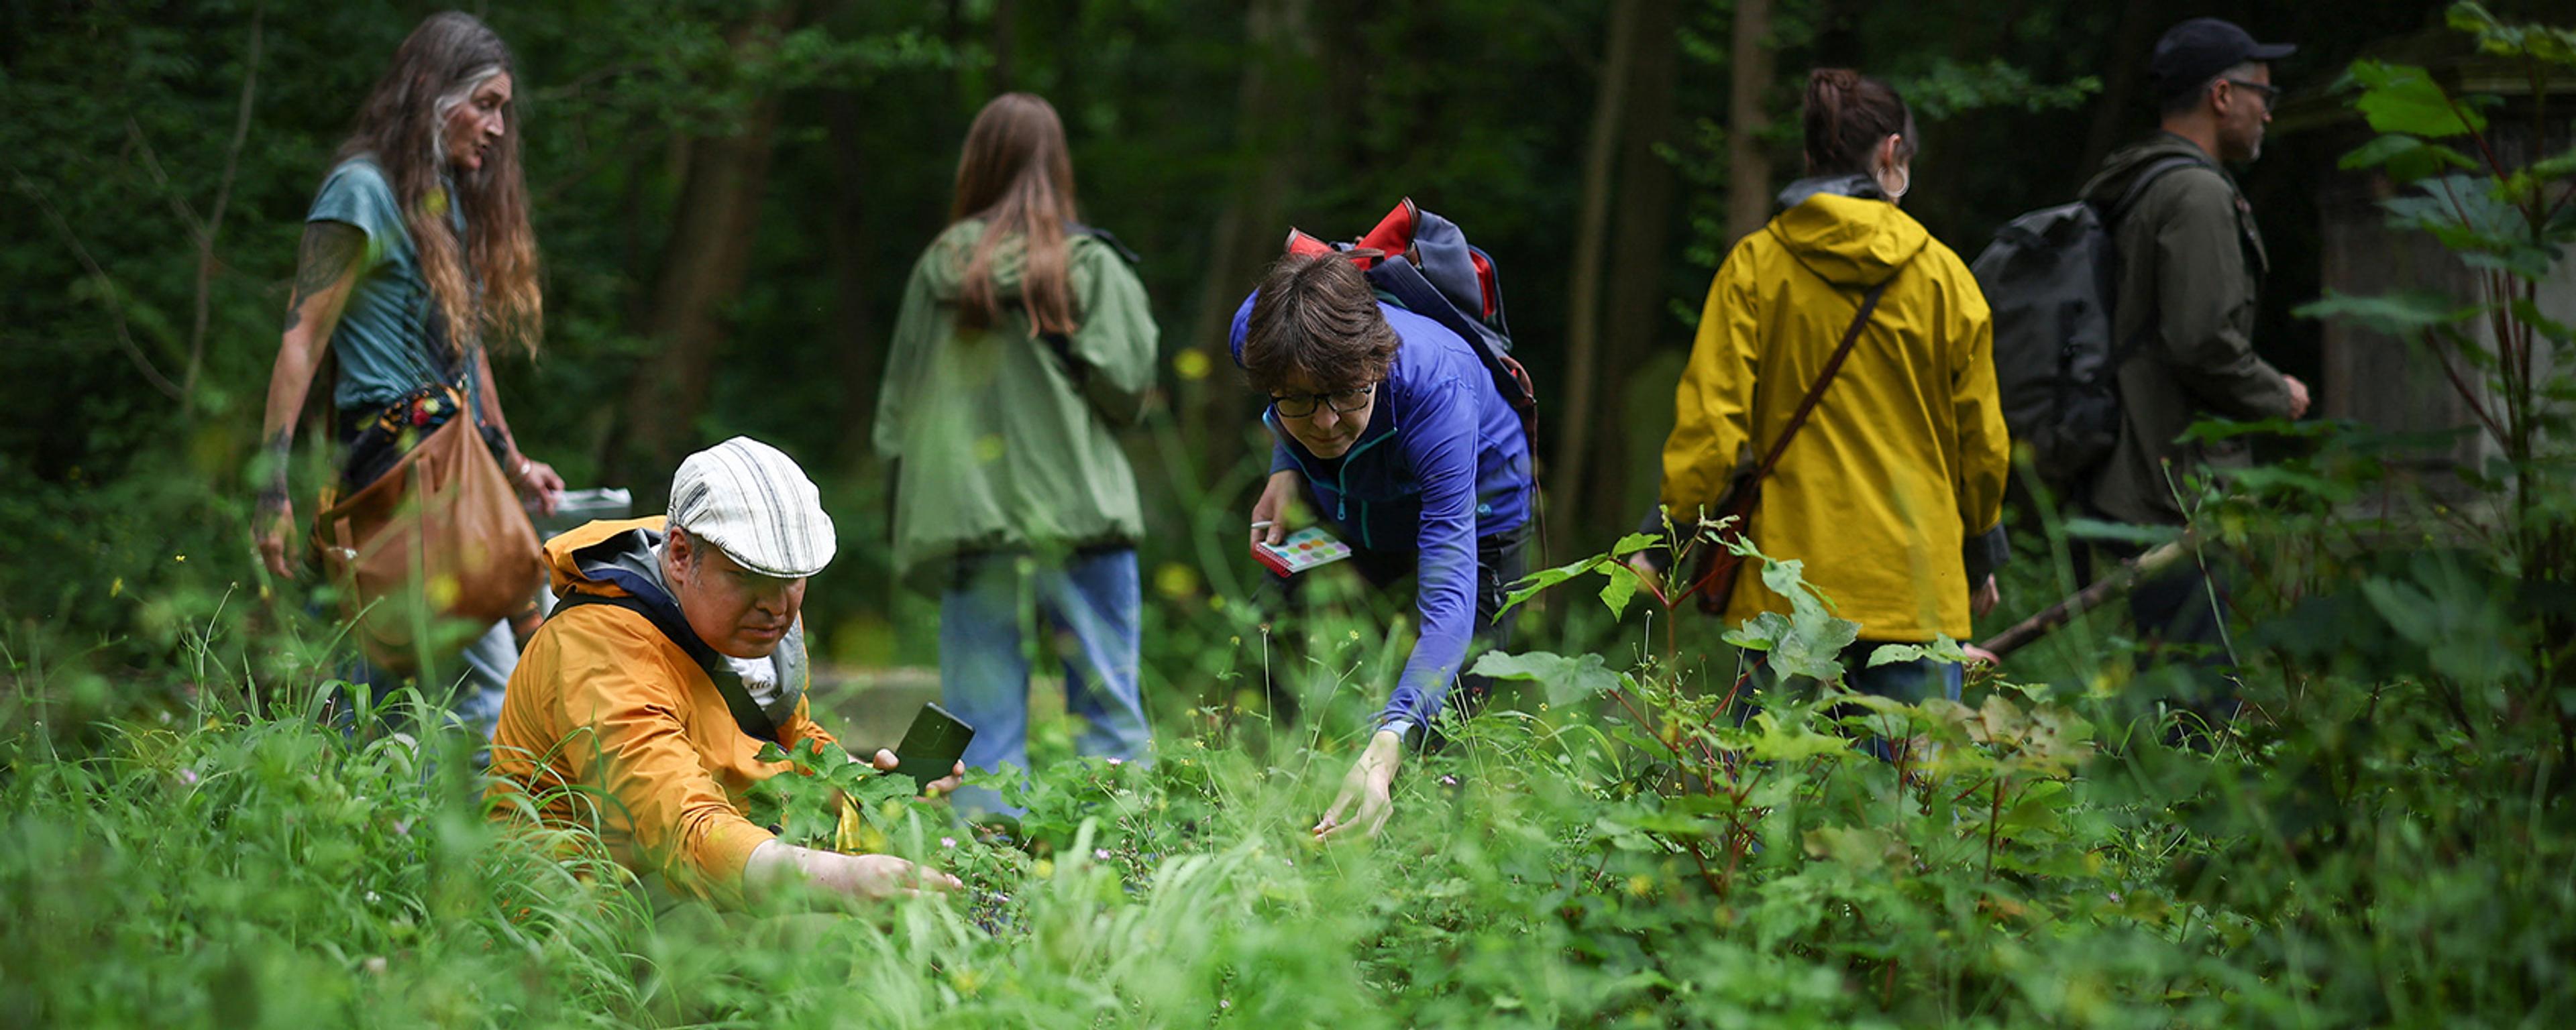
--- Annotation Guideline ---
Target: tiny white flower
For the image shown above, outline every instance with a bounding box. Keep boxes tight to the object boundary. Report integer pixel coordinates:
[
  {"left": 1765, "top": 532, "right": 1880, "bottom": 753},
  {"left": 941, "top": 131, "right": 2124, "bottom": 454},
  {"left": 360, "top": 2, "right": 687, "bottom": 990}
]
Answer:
[
  {"left": 941, "top": 837, "right": 957, "bottom": 849},
  {"left": 1106, "top": 757, "right": 1124, "bottom": 766},
  {"left": 1094, "top": 848, "right": 1112, "bottom": 860}
]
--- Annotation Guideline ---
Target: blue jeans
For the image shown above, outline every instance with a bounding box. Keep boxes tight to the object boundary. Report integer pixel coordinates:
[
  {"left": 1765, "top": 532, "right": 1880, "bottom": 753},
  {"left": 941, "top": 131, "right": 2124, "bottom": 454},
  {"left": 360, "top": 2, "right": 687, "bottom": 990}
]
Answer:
[
  {"left": 941, "top": 549, "right": 1152, "bottom": 817},
  {"left": 339, "top": 618, "right": 518, "bottom": 770},
  {"left": 1843, "top": 642, "right": 1965, "bottom": 705},
  {"left": 1748, "top": 639, "right": 1963, "bottom": 762}
]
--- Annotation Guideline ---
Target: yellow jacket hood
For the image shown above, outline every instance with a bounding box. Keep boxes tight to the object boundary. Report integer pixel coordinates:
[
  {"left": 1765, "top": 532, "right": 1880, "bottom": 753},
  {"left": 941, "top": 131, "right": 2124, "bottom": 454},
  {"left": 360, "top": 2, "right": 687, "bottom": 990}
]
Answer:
[{"left": 1767, "top": 193, "right": 1931, "bottom": 290}]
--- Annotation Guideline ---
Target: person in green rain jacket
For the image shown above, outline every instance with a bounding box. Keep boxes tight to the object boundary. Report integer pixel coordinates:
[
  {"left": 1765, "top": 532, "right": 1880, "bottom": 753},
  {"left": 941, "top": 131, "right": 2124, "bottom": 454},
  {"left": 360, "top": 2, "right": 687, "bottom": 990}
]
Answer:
[{"left": 872, "top": 93, "right": 1158, "bottom": 817}]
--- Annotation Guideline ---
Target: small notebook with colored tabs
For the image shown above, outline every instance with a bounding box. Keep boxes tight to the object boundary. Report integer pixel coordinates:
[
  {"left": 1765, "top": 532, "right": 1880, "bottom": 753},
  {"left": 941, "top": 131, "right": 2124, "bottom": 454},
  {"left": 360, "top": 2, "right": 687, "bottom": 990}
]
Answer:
[{"left": 1254, "top": 526, "right": 1353, "bottom": 577}]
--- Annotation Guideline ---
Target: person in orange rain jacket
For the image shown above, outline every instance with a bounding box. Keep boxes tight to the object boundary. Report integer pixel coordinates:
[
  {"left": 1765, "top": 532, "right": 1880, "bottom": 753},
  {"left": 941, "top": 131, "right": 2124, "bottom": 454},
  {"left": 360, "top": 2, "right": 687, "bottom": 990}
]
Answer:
[{"left": 487, "top": 437, "right": 961, "bottom": 908}]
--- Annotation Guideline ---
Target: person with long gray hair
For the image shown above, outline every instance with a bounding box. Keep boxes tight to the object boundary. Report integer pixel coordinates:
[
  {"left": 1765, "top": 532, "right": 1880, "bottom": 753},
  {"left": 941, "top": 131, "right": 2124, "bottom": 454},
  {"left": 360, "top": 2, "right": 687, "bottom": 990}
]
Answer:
[{"left": 252, "top": 11, "right": 561, "bottom": 742}]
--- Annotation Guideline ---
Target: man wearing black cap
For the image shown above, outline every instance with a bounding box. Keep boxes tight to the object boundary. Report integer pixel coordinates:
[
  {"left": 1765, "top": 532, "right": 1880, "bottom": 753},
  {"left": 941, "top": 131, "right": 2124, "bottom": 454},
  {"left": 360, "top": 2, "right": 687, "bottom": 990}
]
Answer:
[{"left": 2078, "top": 18, "right": 2310, "bottom": 721}]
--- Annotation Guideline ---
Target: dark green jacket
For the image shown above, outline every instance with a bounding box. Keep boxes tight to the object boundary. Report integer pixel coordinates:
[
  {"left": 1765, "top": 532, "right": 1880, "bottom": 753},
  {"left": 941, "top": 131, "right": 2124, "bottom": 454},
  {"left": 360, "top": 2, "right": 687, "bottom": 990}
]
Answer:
[
  {"left": 871, "top": 220, "right": 1159, "bottom": 585},
  {"left": 2080, "top": 133, "right": 2296, "bottom": 526}
]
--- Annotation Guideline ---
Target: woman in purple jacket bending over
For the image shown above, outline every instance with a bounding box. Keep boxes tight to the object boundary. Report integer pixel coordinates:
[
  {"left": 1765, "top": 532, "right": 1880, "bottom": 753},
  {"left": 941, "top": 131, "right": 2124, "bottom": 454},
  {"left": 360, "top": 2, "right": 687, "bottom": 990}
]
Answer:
[{"left": 1231, "top": 253, "right": 1536, "bottom": 840}]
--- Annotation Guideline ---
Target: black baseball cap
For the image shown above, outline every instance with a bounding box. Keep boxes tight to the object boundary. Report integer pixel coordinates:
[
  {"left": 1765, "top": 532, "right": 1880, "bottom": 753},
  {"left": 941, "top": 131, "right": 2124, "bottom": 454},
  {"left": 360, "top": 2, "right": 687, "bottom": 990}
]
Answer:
[{"left": 2151, "top": 18, "right": 2295, "bottom": 101}]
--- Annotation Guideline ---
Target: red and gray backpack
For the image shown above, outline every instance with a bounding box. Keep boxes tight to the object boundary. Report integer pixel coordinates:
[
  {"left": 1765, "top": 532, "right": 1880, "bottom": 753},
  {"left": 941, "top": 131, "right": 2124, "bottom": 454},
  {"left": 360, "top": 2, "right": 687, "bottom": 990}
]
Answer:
[{"left": 1285, "top": 198, "right": 1538, "bottom": 439}]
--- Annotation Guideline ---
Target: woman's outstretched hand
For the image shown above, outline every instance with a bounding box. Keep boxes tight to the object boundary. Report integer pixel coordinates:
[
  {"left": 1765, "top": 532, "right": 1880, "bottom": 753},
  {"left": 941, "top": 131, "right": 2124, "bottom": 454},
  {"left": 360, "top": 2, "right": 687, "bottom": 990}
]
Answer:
[
  {"left": 1250, "top": 469, "right": 1299, "bottom": 549},
  {"left": 256, "top": 496, "right": 298, "bottom": 580},
  {"left": 1314, "top": 729, "right": 1404, "bottom": 841},
  {"left": 512, "top": 455, "right": 566, "bottom": 517}
]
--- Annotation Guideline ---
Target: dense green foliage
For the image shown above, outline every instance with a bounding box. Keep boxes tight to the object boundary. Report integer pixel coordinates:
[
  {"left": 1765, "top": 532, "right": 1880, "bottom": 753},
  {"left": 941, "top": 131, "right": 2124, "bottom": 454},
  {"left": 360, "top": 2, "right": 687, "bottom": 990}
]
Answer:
[
  {"left": 5, "top": 2, "right": 2575, "bottom": 1027},
  {"left": 0, "top": 0, "right": 2479, "bottom": 689}
]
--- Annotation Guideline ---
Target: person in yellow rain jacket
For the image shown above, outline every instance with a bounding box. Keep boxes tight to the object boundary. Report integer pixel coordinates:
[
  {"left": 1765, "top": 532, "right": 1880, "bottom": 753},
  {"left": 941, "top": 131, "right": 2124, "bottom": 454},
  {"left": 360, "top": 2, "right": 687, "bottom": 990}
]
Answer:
[
  {"left": 488, "top": 437, "right": 961, "bottom": 907},
  {"left": 1657, "top": 68, "right": 2011, "bottom": 702}
]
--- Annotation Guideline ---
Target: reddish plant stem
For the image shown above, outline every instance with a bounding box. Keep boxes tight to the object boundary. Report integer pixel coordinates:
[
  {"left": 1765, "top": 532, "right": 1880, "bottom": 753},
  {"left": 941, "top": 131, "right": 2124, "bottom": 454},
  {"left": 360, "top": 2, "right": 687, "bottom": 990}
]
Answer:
[
  {"left": 1609, "top": 689, "right": 1681, "bottom": 760},
  {"left": 1984, "top": 777, "right": 2003, "bottom": 880},
  {"left": 1680, "top": 836, "right": 1727, "bottom": 898}
]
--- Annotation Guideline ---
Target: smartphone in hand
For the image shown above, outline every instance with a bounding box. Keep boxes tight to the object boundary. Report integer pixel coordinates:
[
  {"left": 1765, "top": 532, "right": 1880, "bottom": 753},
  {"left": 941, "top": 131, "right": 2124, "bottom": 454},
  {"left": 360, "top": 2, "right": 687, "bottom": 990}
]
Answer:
[{"left": 890, "top": 701, "right": 976, "bottom": 791}]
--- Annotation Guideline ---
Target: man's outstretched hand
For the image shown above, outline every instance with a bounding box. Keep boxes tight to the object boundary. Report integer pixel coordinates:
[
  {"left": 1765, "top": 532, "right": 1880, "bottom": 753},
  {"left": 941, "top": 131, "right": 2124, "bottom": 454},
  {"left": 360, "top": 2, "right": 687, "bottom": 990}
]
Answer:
[
  {"left": 1313, "top": 730, "right": 1404, "bottom": 842},
  {"left": 871, "top": 748, "right": 965, "bottom": 797},
  {"left": 745, "top": 840, "right": 962, "bottom": 901}
]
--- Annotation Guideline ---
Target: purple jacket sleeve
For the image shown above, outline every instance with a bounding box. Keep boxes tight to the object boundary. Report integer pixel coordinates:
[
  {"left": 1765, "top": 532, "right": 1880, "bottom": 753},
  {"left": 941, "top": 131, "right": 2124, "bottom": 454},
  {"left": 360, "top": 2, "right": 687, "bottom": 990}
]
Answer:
[{"left": 1377, "top": 375, "right": 1483, "bottom": 740}]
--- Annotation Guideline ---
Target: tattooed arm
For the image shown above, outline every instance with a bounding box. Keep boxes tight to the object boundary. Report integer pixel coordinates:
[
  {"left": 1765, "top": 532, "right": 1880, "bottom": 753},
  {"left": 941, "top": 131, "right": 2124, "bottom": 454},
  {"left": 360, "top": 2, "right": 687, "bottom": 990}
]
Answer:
[{"left": 254, "top": 221, "right": 366, "bottom": 579}]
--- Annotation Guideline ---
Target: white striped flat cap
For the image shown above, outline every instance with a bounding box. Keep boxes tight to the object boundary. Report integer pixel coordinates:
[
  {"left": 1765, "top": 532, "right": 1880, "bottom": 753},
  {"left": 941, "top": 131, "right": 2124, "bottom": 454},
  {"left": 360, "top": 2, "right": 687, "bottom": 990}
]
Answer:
[{"left": 667, "top": 437, "right": 837, "bottom": 578}]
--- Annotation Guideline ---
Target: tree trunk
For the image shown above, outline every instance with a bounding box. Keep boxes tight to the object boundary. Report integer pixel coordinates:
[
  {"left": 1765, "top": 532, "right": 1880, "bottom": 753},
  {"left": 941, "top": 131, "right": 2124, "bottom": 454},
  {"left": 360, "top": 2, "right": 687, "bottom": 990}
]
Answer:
[
  {"left": 2080, "top": 0, "right": 2158, "bottom": 182},
  {"left": 1590, "top": 0, "right": 1682, "bottom": 545},
  {"left": 614, "top": 16, "right": 795, "bottom": 493},
  {"left": 991, "top": 0, "right": 1018, "bottom": 93},
  {"left": 1549, "top": 0, "right": 1643, "bottom": 559},
  {"left": 1725, "top": 0, "right": 1776, "bottom": 245},
  {"left": 824, "top": 90, "right": 883, "bottom": 465},
  {"left": 1179, "top": 0, "right": 1316, "bottom": 480}
]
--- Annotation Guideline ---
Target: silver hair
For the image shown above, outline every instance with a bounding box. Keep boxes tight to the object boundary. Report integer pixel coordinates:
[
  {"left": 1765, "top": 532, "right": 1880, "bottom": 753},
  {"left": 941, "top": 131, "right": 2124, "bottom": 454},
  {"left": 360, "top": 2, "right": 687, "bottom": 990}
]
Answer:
[{"left": 428, "top": 64, "right": 504, "bottom": 170}]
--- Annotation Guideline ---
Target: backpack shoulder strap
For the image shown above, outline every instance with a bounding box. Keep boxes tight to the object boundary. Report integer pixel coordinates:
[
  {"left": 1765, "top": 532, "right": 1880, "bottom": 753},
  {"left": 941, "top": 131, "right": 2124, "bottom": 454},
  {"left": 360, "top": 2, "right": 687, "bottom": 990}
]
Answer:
[
  {"left": 2107, "top": 156, "right": 2212, "bottom": 225},
  {"left": 549, "top": 591, "right": 783, "bottom": 743},
  {"left": 2098, "top": 156, "right": 2214, "bottom": 372},
  {"left": 1069, "top": 223, "right": 1141, "bottom": 264},
  {"left": 1040, "top": 224, "right": 1140, "bottom": 385}
]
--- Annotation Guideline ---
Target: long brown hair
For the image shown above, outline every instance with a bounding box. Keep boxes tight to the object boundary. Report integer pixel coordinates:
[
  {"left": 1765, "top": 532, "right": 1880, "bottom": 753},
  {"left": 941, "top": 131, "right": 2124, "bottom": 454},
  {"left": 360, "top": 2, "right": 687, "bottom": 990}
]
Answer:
[
  {"left": 949, "top": 93, "right": 1080, "bottom": 336},
  {"left": 1802, "top": 68, "right": 1917, "bottom": 177},
  {"left": 335, "top": 11, "right": 542, "bottom": 357}
]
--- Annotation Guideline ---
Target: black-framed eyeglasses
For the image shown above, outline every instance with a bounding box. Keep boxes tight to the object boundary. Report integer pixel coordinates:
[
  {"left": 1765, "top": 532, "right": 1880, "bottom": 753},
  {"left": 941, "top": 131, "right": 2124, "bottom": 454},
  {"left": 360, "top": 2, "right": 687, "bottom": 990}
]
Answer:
[
  {"left": 2222, "top": 78, "right": 2280, "bottom": 110},
  {"left": 1272, "top": 382, "right": 1376, "bottom": 419}
]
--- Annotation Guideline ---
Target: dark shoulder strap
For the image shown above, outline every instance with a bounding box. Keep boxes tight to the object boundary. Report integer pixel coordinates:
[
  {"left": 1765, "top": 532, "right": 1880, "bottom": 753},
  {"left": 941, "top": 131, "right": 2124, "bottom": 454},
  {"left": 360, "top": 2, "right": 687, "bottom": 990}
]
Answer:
[
  {"left": 1069, "top": 223, "right": 1141, "bottom": 264},
  {"left": 1748, "top": 280, "right": 1892, "bottom": 490},
  {"left": 550, "top": 592, "right": 782, "bottom": 743},
  {"left": 1039, "top": 224, "right": 1139, "bottom": 384},
  {"left": 2100, "top": 156, "right": 2212, "bottom": 371},
  {"left": 2108, "top": 156, "right": 2210, "bottom": 225}
]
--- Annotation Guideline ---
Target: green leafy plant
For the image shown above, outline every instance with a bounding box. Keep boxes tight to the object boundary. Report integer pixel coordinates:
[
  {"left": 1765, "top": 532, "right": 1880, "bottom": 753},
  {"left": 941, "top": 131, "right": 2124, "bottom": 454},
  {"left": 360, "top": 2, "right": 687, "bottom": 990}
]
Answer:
[{"left": 2306, "top": 2, "right": 2576, "bottom": 586}]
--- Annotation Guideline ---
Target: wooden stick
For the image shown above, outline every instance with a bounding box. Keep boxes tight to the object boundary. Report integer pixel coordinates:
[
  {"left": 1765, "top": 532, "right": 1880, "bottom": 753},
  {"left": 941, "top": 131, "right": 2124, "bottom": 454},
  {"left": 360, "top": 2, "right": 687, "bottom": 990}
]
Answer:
[{"left": 1976, "top": 536, "right": 2194, "bottom": 659}]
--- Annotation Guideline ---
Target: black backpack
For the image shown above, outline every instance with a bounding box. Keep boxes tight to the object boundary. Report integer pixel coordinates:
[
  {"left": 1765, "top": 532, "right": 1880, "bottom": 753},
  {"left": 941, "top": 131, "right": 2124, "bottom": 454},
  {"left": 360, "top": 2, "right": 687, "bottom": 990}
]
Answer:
[
  {"left": 1970, "top": 157, "right": 2201, "bottom": 498},
  {"left": 1284, "top": 198, "right": 1537, "bottom": 439}
]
